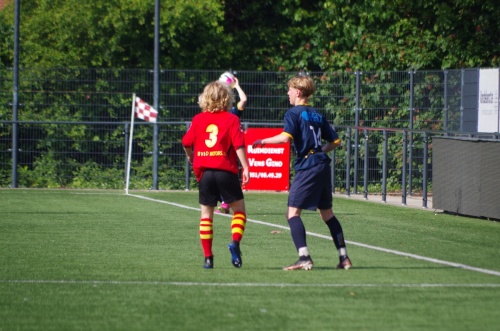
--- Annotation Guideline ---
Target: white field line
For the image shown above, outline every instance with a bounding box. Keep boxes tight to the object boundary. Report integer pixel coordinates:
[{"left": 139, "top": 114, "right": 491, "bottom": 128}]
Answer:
[
  {"left": 127, "top": 193, "right": 500, "bottom": 277},
  {"left": 1, "top": 279, "right": 500, "bottom": 288}
]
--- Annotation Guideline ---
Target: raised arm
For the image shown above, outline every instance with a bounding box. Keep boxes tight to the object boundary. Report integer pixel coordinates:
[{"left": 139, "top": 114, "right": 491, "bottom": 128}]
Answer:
[{"left": 233, "top": 77, "right": 247, "bottom": 110}]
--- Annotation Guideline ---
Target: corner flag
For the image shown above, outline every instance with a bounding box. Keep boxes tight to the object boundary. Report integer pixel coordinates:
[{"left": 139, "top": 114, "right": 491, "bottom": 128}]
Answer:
[
  {"left": 135, "top": 97, "right": 158, "bottom": 123},
  {"left": 125, "top": 94, "right": 158, "bottom": 194}
]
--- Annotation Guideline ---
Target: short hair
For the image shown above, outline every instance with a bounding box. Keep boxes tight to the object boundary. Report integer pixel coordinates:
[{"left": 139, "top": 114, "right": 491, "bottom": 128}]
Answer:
[
  {"left": 287, "top": 74, "right": 315, "bottom": 98},
  {"left": 198, "top": 81, "right": 235, "bottom": 113}
]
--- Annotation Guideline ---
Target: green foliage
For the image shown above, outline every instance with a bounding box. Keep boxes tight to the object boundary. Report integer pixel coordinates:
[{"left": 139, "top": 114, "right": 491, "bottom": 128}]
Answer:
[
  {"left": 70, "top": 161, "right": 124, "bottom": 189},
  {"left": 128, "top": 155, "right": 154, "bottom": 190},
  {"left": 17, "top": 153, "right": 71, "bottom": 188},
  {"left": 0, "top": 9, "right": 12, "bottom": 69},
  {"left": 0, "top": 167, "right": 9, "bottom": 187},
  {"left": 0, "top": 0, "right": 231, "bottom": 69},
  {"left": 158, "top": 168, "right": 192, "bottom": 190},
  {"left": 244, "top": 0, "right": 500, "bottom": 71},
  {"left": 1, "top": 0, "right": 499, "bottom": 70},
  {"left": 160, "top": 1, "right": 232, "bottom": 69}
]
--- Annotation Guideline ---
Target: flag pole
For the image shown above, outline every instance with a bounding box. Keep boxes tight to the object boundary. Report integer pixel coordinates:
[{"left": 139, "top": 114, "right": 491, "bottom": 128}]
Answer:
[{"left": 125, "top": 93, "right": 136, "bottom": 195}]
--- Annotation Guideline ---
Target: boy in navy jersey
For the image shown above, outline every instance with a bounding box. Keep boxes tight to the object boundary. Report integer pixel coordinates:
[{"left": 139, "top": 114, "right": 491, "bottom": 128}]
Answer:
[
  {"left": 182, "top": 81, "right": 250, "bottom": 269},
  {"left": 252, "top": 73, "right": 352, "bottom": 271}
]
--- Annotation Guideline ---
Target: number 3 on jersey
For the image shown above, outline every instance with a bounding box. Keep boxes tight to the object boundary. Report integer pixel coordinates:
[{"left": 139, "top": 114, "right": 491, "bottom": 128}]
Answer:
[{"left": 205, "top": 124, "right": 218, "bottom": 148}]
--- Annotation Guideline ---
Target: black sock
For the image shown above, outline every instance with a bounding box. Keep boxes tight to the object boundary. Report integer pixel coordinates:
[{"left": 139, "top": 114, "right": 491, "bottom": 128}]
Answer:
[
  {"left": 288, "top": 216, "right": 307, "bottom": 251},
  {"left": 325, "top": 216, "right": 346, "bottom": 249}
]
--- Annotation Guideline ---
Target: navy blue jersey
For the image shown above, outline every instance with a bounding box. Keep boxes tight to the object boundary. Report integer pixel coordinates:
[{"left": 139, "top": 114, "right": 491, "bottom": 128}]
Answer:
[
  {"left": 283, "top": 105, "right": 339, "bottom": 171},
  {"left": 229, "top": 106, "right": 240, "bottom": 117}
]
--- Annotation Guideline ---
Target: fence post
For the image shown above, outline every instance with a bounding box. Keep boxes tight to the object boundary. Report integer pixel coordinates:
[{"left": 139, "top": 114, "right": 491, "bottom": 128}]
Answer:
[
  {"left": 363, "top": 128, "right": 369, "bottom": 200},
  {"left": 402, "top": 130, "right": 408, "bottom": 205},
  {"left": 331, "top": 150, "right": 336, "bottom": 194},
  {"left": 422, "top": 132, "right": 429, "bottom": 208},
  {"left": 152, "top": 125, "right": 159, "bottom": 190},
  {"left": 345, "top": 127, "right": 352, "bottom": 197},
  {"left": 408, "top": 69, "right": 415, "bottom": 195},
  {"left": 185, "top": 157, "right": 191, "bottom": 191},
  {"left": 382, "top": 130, "right": 388, "bottom": 203},
  {"left": 353, "top": 70, "right": 361, "bottom": 194},
  {"left": 11, "top": 99, "right": 19, "bottom": 188},
  {"left": 11, "top": 0, "right": 21, "bottom": 188},
  {"left": 151, "top": 0, "right": 161, "bottom": 190},
  {"left": 460, "top": 68, "right": 465, "bottom": 131}
]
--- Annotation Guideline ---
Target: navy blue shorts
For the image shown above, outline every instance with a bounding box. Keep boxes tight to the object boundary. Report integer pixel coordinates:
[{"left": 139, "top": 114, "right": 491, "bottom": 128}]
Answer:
[
  {"left": 199, "top": 169, "right": 244, "bottom": 207},
  {"left": 288, "top": 161, "right": 332, "bottom": 211}
]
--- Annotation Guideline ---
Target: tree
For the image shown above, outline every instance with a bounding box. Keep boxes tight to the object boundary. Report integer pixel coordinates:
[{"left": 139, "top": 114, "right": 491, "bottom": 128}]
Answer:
[
  {"left": 269, "top": 0, "right": 500, "bottom": 71},
  {"left": 0, "top": 0, "right": 233, "bottom": 69},
  {"left": 0, "top": 5, "right": 13, "bottom": 69}
]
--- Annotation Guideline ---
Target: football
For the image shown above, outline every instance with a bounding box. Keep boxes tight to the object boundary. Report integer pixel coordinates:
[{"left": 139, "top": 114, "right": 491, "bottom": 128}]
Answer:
[{"left": 219, "top": 72, "right": 236, "bottom": 88}]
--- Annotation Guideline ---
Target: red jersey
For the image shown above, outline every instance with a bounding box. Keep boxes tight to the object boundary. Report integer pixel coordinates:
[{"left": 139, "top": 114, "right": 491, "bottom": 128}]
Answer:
[{"left": 182, "top": 110, "right": 245, "bottom": 181}]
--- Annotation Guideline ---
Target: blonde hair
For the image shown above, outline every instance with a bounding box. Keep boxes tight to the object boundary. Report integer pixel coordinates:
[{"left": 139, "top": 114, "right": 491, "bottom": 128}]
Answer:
[
  {"left": 198, "top": 81, "right": 235, "bottom": 113},
  {"left": 287, "top": 75, "right": 315, "bottom": 98}
]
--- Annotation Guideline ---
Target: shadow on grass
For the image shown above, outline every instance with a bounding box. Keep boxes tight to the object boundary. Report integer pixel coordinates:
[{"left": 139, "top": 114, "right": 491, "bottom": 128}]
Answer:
[
  {"left": 262, "top": 266, "right": 456, "bottom": 271},
  {"left": 308, "top": 266, "right": 456, "bottom": 271}
]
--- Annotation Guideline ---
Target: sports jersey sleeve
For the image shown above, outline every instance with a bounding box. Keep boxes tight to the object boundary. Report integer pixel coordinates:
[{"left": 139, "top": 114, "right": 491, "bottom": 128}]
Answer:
[
  {"left": 283, "top": 109, "right": 299, "bottom": 139},
  {"left": 230, "top": 116, "right": 245, "bottom": 149},
  {"left": 229, "top": 106, "right": 241, "bottom": 117},
  {"left": 181, "top": 120, "right": 196, "bottom": 147},
  {"left": 321, "top": 119, "right": 340, "bottom": 144}
]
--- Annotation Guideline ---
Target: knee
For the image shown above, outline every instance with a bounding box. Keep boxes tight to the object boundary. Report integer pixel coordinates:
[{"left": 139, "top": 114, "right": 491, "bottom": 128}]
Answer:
[
  {"left": 230, "top": 199, "right": 245, "bottom": 213},
  {"left": 319, "top": 209, "right": 334, "bottom": 221},
  {"left": 286, "top": 209, "right": 301, "bottom": 220}
]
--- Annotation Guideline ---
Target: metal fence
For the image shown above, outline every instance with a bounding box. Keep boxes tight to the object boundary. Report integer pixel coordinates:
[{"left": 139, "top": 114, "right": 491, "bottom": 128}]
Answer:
[
  {"left": 1, "top": 68, "right": 498, "bottom": 204},
  {"left": 1, "top": 120, "right": 499, "bottom": 204},
  {"left": 1, "top": 68, "right": 462, "bottom": 127}
]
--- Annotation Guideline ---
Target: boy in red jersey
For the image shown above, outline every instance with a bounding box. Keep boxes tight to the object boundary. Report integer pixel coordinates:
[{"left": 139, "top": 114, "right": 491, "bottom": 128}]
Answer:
[
  {"left": 217, "top": 75, "right": 248, "bottom": 214},
  {"left": 182, "top": 81, "right": 250, "bottom": 269}
]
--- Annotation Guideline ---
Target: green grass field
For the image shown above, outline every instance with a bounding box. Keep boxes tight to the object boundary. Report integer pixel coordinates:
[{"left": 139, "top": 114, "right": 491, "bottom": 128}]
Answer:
[{"left": 1, "top": 189, "right": 499, "bottom": 331}]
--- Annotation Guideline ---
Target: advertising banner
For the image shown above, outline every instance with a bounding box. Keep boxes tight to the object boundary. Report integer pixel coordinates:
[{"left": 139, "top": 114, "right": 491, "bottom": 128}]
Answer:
[
  {"left": 477, "top": 68, "right": 499, "bottom": 133},
  {"left": 243, "top": 128, "right": 290, "bottom": 191}
]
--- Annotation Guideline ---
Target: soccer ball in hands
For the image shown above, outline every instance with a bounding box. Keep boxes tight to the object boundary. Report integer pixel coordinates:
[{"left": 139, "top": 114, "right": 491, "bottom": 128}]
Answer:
[{"left": 219, "top": 72, "right": 236, "bottom": 88}]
